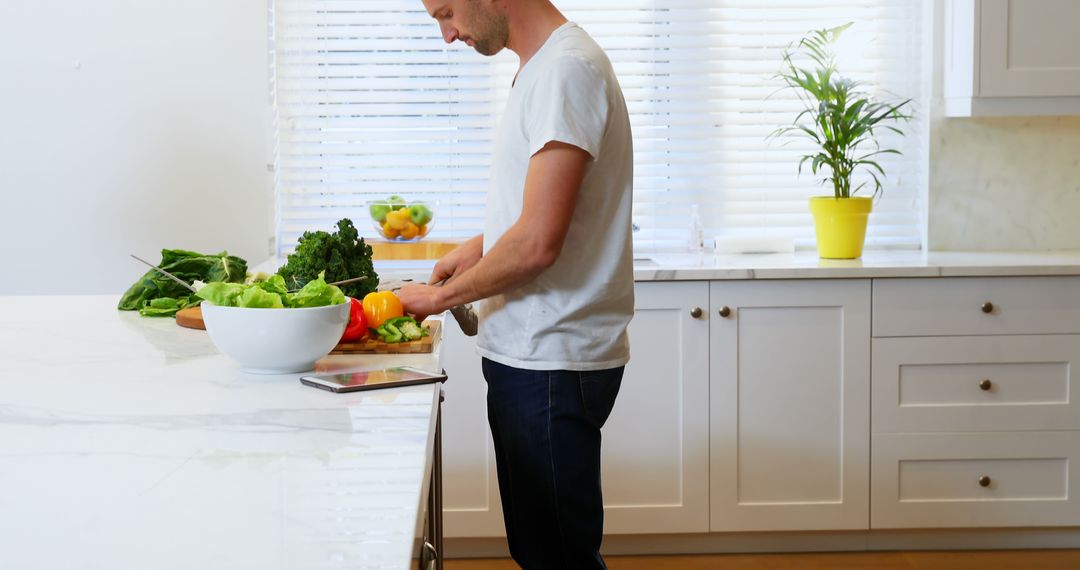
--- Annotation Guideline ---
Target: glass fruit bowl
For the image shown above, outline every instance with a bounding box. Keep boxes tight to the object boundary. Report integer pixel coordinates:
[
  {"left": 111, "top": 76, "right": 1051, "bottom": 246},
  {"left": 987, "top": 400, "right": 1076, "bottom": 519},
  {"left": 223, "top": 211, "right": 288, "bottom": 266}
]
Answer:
[{"left": 367, "top": 198, "right": 435, "bottom": 242}]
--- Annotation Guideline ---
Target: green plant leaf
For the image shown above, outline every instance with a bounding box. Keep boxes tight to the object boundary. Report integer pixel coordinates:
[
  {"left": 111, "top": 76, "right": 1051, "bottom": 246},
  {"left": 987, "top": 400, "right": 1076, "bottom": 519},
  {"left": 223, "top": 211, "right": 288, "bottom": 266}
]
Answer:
[{"left": 767, "top": 22, "right": 912, "bottom": 201}]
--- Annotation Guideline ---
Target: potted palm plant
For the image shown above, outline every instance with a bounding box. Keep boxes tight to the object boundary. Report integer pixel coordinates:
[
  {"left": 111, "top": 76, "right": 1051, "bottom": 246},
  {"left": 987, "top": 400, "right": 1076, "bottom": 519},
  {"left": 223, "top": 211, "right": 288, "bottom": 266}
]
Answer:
[{"left": 770, "top": 23, "right": 912, "bottom": 259}]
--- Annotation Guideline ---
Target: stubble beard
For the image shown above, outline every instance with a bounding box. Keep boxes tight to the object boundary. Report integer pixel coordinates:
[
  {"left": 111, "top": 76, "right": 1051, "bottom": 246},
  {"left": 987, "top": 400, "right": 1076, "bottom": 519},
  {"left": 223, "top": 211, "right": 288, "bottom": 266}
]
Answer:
[{"left": 466, "top": 1, "right": 509, "bottom": 56}]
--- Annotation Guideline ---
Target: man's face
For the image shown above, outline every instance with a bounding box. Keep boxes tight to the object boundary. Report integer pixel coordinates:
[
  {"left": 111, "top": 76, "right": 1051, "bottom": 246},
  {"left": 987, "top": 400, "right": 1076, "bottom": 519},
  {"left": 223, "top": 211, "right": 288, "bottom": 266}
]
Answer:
[{"left": 422, "top": 0, "right": 509, "bottom": 56}]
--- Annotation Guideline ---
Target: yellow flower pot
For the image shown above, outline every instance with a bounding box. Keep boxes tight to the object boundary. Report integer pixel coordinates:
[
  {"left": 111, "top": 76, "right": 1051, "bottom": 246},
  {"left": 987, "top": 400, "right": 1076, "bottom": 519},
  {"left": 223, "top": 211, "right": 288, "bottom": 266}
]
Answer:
[{"left": 809, "top": 196, "right": 872, "bottom": 259}]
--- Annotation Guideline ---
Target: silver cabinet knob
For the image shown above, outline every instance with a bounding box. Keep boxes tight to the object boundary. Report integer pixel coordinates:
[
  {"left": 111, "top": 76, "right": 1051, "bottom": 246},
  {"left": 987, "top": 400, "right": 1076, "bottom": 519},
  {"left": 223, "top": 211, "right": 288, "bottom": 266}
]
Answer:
[
  {"left": 718, "top": 306, "right": 732, "bottom": 318},
  {"left": 690, "top": 307, "right": 703, "bottom": 319}
]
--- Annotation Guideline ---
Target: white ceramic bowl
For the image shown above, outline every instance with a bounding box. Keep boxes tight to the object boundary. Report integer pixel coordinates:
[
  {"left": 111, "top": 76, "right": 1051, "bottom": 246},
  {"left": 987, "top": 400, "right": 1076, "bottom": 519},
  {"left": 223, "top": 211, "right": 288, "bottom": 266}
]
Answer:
[{"left": 201, "top": 301, "right": 350, "bottom": 374}]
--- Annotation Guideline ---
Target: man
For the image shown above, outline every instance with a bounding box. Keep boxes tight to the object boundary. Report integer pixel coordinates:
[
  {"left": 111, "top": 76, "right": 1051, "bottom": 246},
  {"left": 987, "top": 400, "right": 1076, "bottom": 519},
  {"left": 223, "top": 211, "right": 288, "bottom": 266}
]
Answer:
[{"left": 397, "top": 1, "right": 634, "bottom": 568}]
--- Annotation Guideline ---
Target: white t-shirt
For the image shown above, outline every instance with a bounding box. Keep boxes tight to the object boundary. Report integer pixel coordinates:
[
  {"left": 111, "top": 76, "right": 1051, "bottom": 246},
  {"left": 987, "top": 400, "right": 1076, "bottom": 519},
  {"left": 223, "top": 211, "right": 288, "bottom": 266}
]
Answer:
[{"left": 475, "top": 22, "right": 634, "bottom": 371}]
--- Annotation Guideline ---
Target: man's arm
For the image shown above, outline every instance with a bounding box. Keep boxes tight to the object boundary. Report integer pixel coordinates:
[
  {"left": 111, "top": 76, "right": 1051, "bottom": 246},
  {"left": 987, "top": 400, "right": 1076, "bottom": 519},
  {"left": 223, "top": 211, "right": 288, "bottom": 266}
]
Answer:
[
  {"left": 397, "top": 141, "right": 591, "bottom": 319},
  {"left": 428, "top": 233, "right": 483, "bottom": 285}
]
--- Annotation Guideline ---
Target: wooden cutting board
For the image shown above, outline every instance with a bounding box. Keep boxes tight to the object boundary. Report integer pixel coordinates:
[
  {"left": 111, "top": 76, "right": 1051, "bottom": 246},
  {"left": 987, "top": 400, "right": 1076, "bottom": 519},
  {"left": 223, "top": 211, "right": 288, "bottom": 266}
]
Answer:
[
  {"left": 331, "top": 320, "right": 440, "bottom": 354},
  {"left": 176, "top": 306, "right": 205, "bottom": 330}
]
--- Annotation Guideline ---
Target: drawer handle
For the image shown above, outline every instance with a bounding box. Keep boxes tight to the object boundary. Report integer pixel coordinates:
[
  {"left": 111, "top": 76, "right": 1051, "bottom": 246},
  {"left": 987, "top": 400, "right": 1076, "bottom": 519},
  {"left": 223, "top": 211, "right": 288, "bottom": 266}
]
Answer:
[
  {"left": 718, "top": 306, "right": 732, "bottom": 318},
  {"left": 979, "top": 379, "right": 993, "bottom": 391},
  {"left": 981, "top": 302, "right": 994, "bottom": 314},
  {"left": 690, "top": 307, "right": 703, "bottom": 319},
  {"left": 978, "top": 475, "right": 992, "bottom": 488}
]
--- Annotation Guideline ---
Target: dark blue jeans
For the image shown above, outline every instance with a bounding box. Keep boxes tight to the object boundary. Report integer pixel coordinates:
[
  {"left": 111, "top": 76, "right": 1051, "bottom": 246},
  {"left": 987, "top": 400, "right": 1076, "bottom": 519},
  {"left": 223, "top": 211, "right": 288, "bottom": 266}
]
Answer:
[{"left": 482, "top": 358, "right": 624, "bottom": 570}]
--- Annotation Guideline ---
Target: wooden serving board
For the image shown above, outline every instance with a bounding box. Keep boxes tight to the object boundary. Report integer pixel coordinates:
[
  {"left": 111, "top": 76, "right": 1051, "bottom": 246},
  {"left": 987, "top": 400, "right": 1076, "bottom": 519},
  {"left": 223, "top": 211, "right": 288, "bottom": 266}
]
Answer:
[
  {"left": 369, "top": 240, "right": 464, "bottom": 260},
  {"left": 331, "top": 320, "right": 440, "bottom": 354},
  {"left": 176, "top": 306, "right": 205, "bottom": 330}
]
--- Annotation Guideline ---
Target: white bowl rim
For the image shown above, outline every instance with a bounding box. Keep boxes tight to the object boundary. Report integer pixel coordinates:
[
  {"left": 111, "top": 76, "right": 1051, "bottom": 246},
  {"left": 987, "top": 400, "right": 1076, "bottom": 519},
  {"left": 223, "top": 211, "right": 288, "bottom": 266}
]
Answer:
[{"left": 201, "top": 299, "right": 352, "bottom": 311}]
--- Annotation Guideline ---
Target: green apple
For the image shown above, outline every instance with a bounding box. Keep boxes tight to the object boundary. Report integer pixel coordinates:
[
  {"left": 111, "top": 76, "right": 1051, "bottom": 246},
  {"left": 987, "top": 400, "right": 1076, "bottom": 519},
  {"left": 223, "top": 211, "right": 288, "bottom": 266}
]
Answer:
[
  {"left": 387, "top": 195, "right": 407, "bottom": 211},
  {"left": 408, "top": 204, "right": 433, "bottom": 226},
  {"left": 369, "top": 203, "right": 391, "bottom": 223}
]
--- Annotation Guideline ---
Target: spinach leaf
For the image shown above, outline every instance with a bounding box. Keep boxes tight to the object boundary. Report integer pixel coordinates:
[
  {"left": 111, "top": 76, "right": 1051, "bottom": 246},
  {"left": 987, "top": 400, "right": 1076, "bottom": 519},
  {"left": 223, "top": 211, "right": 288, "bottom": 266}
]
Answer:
[
  {"left": 138, "top": 297, "right": 183, "bottom": 317},
  {"left": 118, "top": 249, "right": 247, "bottom": 313}
]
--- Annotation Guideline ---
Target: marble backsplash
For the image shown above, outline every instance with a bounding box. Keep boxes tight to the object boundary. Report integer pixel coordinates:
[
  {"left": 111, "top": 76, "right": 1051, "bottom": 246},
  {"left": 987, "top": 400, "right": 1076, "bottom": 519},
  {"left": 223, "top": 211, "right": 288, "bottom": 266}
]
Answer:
[{"left": 929, "top": 115, "right": 1080, "bottom": 251}]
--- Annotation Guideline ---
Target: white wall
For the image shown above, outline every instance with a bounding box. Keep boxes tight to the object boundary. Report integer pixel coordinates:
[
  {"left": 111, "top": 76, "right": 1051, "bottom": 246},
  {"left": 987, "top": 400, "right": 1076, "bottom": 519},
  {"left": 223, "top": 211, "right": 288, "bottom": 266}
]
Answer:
[
  {"left": 0, "top": 0, "right": 273, "bottom": 295},
  {"left": 927, "top": 1, "right": 1080, "bottom": 251}
]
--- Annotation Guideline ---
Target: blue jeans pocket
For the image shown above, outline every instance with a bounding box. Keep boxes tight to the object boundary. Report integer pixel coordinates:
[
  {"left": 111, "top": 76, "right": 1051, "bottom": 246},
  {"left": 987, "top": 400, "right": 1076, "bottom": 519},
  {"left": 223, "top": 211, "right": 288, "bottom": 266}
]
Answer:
[{"left": 578, "top": 367, "right": 624, "bottom": 428}]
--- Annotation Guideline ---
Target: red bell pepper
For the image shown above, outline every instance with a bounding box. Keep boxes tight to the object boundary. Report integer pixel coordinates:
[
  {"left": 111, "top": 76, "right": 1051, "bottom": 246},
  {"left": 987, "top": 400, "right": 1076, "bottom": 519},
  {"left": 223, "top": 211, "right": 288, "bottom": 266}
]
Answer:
[{"left": 339, "top": 297, "right": 368, "bottom": 342}]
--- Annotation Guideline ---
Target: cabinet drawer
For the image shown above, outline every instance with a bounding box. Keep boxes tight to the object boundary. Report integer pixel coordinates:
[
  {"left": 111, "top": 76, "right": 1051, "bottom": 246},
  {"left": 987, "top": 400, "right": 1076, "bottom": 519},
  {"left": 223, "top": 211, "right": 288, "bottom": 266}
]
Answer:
[
  {"left": 872, "top": 335, "right": 1080, "bottom": 433},
  {"left": 873, "top": 276, "right": 1080, "bottom": 337},
  {"left": 871, "top": 432, "right": 1080, "bottom": 529}
]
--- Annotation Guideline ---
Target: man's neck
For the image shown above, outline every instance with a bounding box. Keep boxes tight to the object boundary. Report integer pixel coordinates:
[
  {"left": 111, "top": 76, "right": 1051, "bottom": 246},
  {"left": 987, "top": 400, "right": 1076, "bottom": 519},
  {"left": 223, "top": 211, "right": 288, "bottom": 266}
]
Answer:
[{"left": 504, "top": 1, "right": 568, "bottom": 69}]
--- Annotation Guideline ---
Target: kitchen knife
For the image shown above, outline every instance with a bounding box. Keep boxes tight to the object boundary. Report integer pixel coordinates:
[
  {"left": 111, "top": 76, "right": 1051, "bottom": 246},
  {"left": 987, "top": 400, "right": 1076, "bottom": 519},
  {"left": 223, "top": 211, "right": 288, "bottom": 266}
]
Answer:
[
  {"left": 379, "top": 277, "right": 478, "bottom": 337},
  {"left": 129, "top": 254, "right": 199, "bottom": 293}
]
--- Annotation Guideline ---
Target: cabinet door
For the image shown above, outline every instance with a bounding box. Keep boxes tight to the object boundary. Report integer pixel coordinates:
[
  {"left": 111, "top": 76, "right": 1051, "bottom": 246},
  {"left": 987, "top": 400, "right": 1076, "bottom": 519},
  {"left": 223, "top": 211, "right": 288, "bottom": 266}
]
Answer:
[
  {"left": 440, "top": 319, "right": 505, "bottom": 538},
  {"left": 441, "top": 281, "right": 711, "bottom": 537},
  {"left": 602, "top": 281, "right": 710, "bottom": 534},
  {"left": 710, "top": 280, "right": 871, "bottom": 531},
  {"left": 980, "top": 0, "right": 1080, "bottom": 97}
]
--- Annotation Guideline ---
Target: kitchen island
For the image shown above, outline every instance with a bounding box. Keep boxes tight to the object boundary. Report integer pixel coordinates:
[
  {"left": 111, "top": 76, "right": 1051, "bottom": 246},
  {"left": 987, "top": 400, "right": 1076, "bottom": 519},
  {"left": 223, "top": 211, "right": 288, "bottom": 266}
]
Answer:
[{"left": 0, "top": 295, "right": 443, "bottom": 570}]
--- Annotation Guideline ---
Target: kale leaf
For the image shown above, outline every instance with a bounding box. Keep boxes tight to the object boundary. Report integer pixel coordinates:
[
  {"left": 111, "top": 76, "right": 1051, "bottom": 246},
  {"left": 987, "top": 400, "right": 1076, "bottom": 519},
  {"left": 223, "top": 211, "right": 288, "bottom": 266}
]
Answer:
[{"left": 276, "top": 218, "right": 379, "bottom": 299}]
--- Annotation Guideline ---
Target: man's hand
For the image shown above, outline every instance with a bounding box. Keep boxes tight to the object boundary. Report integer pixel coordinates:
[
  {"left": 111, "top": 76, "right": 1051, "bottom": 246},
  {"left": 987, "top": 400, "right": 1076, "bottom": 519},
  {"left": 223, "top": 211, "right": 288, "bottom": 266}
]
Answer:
[
  {"left": 396, "top": 282, "right": 444, "bottom": 323},
  {"left": 429, "top": 234, "right": 483, "bottom": 285},
  {"left": 401, "top": 141, "right": 590, "bottom": 318},
  {"left": 398, "top": 235, "right": 482, "bottom": 320}
]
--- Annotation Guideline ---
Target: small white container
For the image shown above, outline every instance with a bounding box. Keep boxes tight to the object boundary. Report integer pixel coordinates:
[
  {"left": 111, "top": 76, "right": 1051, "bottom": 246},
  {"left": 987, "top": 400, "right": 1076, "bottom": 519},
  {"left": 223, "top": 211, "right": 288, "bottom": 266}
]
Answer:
[
  {"left": 713, "top": 235, "right": 796, "bottom": 255},
  {"left": 201, "top": 301, "right": 350, "bottom": 374}
]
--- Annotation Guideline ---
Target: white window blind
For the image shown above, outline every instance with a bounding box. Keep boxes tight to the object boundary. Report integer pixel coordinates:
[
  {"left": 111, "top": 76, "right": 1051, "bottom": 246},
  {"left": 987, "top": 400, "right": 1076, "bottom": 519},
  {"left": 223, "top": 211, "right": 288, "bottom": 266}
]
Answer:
[{"left": 272, "top": 0, "right": 929, "bottom": 256}]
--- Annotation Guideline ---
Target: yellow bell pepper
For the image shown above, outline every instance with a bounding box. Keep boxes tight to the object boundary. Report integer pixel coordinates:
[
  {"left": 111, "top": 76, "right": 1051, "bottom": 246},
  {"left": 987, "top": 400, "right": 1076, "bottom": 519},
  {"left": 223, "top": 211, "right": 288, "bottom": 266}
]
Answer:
[{"left": 362, "top": 291, "right": 404, "bottom": 328}]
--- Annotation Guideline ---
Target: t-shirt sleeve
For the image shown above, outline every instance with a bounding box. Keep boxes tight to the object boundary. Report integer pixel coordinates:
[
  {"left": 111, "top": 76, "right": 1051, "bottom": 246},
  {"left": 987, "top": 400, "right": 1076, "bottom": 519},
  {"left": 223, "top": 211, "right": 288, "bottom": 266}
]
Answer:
[{"left": 525, "top": 55, "right": 610, "bottom": 160}]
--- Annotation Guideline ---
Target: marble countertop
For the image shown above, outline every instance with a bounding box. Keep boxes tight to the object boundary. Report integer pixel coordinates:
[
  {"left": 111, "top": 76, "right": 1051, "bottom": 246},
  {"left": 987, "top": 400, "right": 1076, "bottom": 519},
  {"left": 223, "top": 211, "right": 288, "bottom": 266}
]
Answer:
[
  {"left": 362, "top": 250, "right": 1080, "bottom": 283},
  {"left": 0, "top": 296, "right": 442, "bottom": 570},
  {"left": 632, "top": 250, "right": 1080, "bottom": 280}
]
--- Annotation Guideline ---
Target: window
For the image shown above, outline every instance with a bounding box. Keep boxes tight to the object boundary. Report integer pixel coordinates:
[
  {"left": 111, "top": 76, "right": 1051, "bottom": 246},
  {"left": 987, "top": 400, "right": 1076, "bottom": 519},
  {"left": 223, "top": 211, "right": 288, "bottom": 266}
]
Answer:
[{"left": 272, "top": 0, "right": 930, "bottom": 256}]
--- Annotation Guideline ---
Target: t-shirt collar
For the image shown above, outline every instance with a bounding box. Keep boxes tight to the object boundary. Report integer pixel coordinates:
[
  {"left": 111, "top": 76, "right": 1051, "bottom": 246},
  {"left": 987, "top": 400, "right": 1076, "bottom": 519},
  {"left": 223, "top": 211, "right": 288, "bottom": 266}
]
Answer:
[{"left": 513, "top": 21, "right": 576, "bottom": 88}]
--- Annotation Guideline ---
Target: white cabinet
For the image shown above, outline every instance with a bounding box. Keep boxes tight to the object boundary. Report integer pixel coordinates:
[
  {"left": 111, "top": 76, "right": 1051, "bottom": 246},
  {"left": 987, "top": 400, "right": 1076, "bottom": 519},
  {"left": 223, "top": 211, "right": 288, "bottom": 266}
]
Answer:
[
  {"left": 709, "top": 280, "right": 871, "bottom": 532},
  {"left": 443, "top": 273, "right": 1080, "bottom": 539},
  {"left": 440, "top": 318, "right": 505, "bottom": 538},
  {"left": 872, "top": 335, "right": 1080, "bottom": 433},
  {"left": 872, "top": 432, "right": 1080, "bottom": 528},
  {"left": 870, "top": 275, "right": 1080, "bottom": 529},
  {"left": 441, "top": 281, "right": 711, "bottom": 537},
  {"left": 602, "top": 281, "right": 710, "bottom": 534},
  {"left": 945, "top": 0, "right": 1080, "bottom": 116},
  {"left": 872, "top": 276, "right": 1080, "bottom": 337}
]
